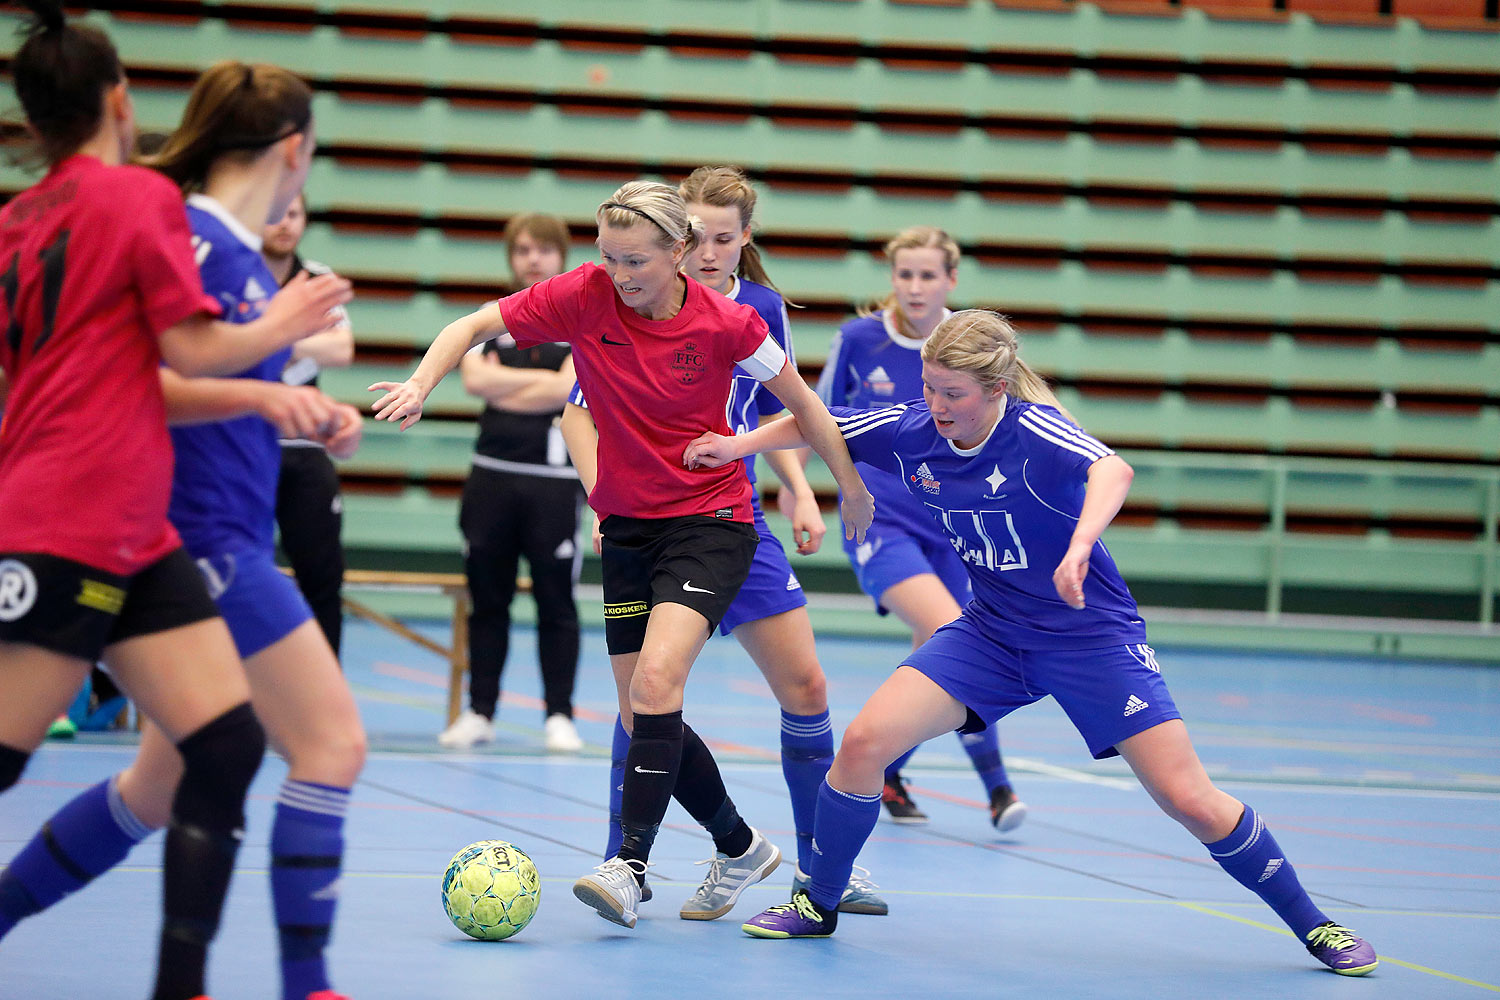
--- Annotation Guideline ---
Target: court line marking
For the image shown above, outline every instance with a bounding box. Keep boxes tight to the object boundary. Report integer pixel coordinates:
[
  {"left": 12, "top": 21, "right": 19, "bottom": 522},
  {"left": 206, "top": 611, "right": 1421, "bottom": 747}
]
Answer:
[{"left": 1175, "top": 902, "right": 1500, "bottom": 992}]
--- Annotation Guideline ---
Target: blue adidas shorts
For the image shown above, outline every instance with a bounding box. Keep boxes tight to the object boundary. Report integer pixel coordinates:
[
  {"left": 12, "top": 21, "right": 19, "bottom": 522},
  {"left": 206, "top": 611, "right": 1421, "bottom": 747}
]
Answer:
[
  {"left": 718, "top": 502, "right": 807, "bottom": 636},
  {"left": 193, "top": 547, "right": 313, "bottom": 659},
  {"left": 904, "top": 612, "right": 1181, "bottom": 760},
  {"left": 846, "top": 518, "right": 971, "bottom": 614}
]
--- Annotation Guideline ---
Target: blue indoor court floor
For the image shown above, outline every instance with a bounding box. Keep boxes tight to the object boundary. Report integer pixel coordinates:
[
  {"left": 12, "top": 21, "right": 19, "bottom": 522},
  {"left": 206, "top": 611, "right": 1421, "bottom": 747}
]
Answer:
[{"left": 2, "top": 619, "right": 1497, "bottom": 999}]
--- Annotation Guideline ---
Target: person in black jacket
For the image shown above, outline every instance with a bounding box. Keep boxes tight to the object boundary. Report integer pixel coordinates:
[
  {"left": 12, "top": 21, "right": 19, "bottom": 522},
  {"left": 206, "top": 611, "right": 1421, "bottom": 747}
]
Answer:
[
  {"left": 438, "top": 213, "right": 586, "bottom": 752},
  {"left": 264, "top": 192, "right": 354, "bottom": 656}
]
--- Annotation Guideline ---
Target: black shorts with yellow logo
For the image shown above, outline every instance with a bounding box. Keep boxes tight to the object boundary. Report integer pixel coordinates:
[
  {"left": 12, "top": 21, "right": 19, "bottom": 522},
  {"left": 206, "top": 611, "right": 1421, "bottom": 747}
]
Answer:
[
  {"left": 599, "top": 514, "right": 760, "bottom": 656},
  {"left": 0, "top": 548, "right": 219, "bottom": 660}
]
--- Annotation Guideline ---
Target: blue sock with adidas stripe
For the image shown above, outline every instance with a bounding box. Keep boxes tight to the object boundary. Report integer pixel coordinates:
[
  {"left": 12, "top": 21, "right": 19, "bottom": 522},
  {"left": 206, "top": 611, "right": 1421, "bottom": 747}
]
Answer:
[
  {"left": 779, "top": 709, "right": 834, "bottom": 872},
  {"left": 806, "top": 780, "right": 881, "bottom": 912},
  {"left": 271, "top": 780, "right": 349, "bottom": 1000},
  {"left": 0, "top": 775, "right": 151, "bottom": 939},
  {"left": 1204, "top": 803, "right": 1328, "bottom": 939}
]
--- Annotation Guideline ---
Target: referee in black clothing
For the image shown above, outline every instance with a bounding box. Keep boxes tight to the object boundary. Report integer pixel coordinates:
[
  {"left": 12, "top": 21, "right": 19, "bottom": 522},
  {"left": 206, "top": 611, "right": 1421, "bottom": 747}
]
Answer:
[
  {"left": 438, "top": 213, "right": 586, "bottom": 753},
  {"left": 264, "top": 193, "right": 353, "bottom": 656}
]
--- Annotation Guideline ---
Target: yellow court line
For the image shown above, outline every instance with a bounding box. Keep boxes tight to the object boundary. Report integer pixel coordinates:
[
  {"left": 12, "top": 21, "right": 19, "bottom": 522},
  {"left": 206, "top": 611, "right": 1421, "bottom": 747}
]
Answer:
[{"left": 1176, "top": 901, "right": 1500, "bottom": 993}]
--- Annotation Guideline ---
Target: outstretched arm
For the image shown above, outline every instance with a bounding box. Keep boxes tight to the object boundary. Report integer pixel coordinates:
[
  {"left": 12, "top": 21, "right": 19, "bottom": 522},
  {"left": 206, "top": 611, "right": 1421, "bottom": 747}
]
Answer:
[
  {"left": 369, "top": 301, "right": 513, "bottom": 430},
  {"left": 158, "top": 270, "right": 353, "bottom": 378},
  {"left": 1052, "top": 455, "right": 1134, "bottom": 609},
  {"left": 684, "top": 413, "right": 803, "bottom": 470},
  {"left": 757, "top": 364, "right": 873, "bottom": 543}
]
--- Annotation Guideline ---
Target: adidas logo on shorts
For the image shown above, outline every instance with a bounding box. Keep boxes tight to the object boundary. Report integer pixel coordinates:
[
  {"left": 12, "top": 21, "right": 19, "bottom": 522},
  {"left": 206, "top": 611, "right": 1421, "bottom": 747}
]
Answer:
[
  {"left": 1258, "top": 858, "right": 1284, "bottom": 882},
  {"left": 1123, "top": 694, "right": 1149, "bottom": 717}
]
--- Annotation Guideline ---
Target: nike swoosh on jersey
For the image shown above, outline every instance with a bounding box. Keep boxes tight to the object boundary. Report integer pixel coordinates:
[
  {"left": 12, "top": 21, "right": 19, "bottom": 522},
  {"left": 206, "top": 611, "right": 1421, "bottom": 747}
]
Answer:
[
  {"left": 601, "top": 334, "right": 629, "bottom": 346},
  {"left": 682, "top": 580, "right": 715, "bottom": 594}
]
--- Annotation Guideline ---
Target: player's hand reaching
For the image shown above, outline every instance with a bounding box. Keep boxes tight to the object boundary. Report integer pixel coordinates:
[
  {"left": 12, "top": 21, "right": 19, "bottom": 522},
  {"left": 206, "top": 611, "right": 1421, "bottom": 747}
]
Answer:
[
  {"left": 255, "top": 383, "right": 338, "bottom": 440},
  {"left": 780, "top": 487, "right": 826, "bottom": 556},
  {"left": 262, "top": 269, "right": 353, "bottom": 340},
  {"left": 368, "top": 378, "right": 429, "bottom": 430},
  {"left": 683, "top": 432, "right": 743, "bottom": 470},
  {"left": 1053, "top": 542, "right": 1092, "bottom": 609},
  {"left": 840, "top": 485, "right": 874, "bottom": 544},
  {"left": 319, "top": 402, "right": 364, "bottom": 460}
]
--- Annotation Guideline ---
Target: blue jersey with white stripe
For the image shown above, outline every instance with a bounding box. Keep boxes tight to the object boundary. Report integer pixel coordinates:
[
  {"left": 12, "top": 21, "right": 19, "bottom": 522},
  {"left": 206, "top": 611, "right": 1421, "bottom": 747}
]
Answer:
[
  {"left": 725, "top": 277, "right": 793, "bottom": 485},
  {"left": 816, "top": 310, "right": 950, "bottom": 550},
  {"left": 834, "top": 398, "right": 1148, "bottom": 650},
  {"left": 168, "top": 196, "right": 289, "bottom": 556},
  {"left": 569, "top": 275, "right": 793, "bottom": 486}
]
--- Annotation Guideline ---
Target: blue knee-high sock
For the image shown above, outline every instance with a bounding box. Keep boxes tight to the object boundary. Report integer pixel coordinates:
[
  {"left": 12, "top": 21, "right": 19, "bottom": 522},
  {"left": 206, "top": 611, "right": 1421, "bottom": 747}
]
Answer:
[
  {"left": 0, "top": 775, "right": 152, "bottom": 939},
  {"left": 958, "top": 724, "right": 1010, "bottom": 794},
  {"left": 806, "top": 781, "right": 881, "bottom": 911},
  {"left": 605, "top": 716, "right": 629, "bottom": 859},
  {"left": 1204, "top": 804, "right": 1328, "bottom": 939},
  {"left": 780, "top": 710, "right": 834, "bottom": 873},
  {"left": 271, "top": 780, "right": 349, "bottom": 1000}
]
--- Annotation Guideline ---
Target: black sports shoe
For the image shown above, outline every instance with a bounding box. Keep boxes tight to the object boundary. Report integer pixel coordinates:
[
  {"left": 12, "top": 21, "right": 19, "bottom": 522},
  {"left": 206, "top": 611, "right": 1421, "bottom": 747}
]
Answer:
[
  {"left": 988, "top": 785, "right": 1028, "bottom": 832},
  {"left": 881, "top": 773, "right": 929, "bottom": 824}
]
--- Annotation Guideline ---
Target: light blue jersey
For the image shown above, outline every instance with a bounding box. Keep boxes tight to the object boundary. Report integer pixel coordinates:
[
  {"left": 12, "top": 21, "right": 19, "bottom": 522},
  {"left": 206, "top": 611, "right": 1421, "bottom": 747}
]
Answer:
[{"left": 834, "top": 398, "right": 1148, "bottom": 650}]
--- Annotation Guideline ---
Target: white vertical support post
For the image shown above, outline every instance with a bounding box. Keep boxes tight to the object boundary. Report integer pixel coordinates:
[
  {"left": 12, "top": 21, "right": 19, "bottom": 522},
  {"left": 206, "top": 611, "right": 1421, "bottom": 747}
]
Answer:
[
  {"left": 1482, "top": 473, "right": 1498, "bottom": 628},
  {"left": 1267, "top": 464, "right": 1288, "bottom": 622}
]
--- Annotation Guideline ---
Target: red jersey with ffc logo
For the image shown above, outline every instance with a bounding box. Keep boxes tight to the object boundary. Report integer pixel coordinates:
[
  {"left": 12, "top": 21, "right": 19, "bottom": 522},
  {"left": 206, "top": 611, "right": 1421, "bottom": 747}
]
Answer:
[{"left": 498, "top": 263, "right": 785, "bottom": 523}]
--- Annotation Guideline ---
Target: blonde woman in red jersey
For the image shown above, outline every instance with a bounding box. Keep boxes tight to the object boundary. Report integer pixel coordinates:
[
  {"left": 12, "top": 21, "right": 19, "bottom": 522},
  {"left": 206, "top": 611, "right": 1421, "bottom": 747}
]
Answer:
[
  {"left": 0, "top": 4, "right": 348, "bottom": 999},
  {"left": 371, "top": 180, "right": 874, "bottom": 931}
]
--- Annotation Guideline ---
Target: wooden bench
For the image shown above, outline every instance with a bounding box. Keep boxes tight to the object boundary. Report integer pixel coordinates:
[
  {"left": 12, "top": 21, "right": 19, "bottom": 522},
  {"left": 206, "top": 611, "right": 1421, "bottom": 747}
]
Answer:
[{"left": 301, "top": 568, "right": 531, "bottom": 725}]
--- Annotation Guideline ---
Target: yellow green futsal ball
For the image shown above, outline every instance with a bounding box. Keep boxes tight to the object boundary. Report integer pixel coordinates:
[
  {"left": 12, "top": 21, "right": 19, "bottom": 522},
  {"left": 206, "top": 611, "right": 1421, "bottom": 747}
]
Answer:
[{"left": 441, "top": 840, "right": 541, "bottom": 940}]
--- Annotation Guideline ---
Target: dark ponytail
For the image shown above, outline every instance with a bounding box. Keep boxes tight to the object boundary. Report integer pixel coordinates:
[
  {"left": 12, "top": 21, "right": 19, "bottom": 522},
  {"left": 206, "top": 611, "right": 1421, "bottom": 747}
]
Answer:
[
  {"left": 7, "top": 1, "right": 124, "bottom": 166},
  {"left": 139, "top": 60, "right": 312, "bottom": 193}
]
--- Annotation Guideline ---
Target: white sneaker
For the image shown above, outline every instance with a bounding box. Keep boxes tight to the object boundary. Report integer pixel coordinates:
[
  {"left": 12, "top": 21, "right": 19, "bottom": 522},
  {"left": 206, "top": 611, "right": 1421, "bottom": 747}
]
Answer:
[
  {"left": 438, "top": 709, "right": 494, "bottom": 749},
  {"left": 573, "top": 856, "right": 647, "bottom": 928},
  {"left": 679, "top": 827, "right": 781, "bottom": 920},
  {"left": 544, "top": 713, "right": 583, "bottom": 753}
]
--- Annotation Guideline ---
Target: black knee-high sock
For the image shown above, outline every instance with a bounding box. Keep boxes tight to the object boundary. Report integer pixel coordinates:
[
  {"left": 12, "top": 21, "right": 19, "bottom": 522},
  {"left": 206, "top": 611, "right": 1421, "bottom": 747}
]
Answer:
[
  {"left": 617, "top": 711, "right": 684, "bottom": 876},
  {"left": 674, "top": 723, "right": 752, "bottom": 858},
  {"left": 154, "top": 704, "right": 266, "bottom": 1000}
]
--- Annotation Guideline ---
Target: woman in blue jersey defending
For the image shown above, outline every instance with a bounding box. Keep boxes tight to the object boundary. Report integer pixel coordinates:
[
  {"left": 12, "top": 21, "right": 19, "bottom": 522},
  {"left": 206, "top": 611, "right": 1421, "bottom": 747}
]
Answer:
[
  {"left": 815, "top": 226, "right": 1023, "bottom": 831},
  {"left": 0, "top": 63, "right": 366, "bottom": 1000},
  {"left": 562, "top": 166, "right": 886, "bottom": 917},
  {"left": 686, "top": 310, "right": 1377, "bottom": 976}
]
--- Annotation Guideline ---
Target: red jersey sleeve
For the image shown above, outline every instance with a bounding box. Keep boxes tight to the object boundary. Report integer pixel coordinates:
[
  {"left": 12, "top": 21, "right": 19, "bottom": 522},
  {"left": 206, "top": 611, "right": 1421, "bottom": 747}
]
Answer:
[
  {"left": 126, "top": 168, "right": 220, "bottom": 334},
  {"left": 497, "top": 264, "right": 589, "bottom": 348}
]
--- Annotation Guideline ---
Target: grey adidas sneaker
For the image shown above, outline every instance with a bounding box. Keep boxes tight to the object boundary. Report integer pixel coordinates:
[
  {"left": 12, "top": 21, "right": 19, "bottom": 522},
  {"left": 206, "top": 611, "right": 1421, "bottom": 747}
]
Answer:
[
  {"left": 679, "top": 828, "right": 782, "bottom": 920},
  {"left": 573, "top": 857, "right": 647, "bottom": 928},
  {"left": 792, "top": 863, "right": 889, "bottom": 916}
]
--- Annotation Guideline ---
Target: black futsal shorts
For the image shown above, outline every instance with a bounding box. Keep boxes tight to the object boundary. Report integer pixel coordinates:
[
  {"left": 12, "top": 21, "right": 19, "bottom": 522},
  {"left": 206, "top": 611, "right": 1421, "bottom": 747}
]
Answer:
[
  {"left": 598, "top": 514, "right": 759, "bottom": 656},
  {"left": 0, "top": 548, "right": 219, "bottom": 661}
]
